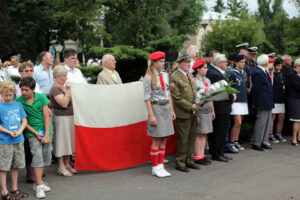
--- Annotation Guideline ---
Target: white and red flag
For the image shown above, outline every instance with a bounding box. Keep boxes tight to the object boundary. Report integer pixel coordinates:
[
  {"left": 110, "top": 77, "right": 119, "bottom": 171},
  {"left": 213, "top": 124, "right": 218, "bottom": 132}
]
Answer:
[{"left": 71, "top": 82, "right": 176, "bottom": 171}]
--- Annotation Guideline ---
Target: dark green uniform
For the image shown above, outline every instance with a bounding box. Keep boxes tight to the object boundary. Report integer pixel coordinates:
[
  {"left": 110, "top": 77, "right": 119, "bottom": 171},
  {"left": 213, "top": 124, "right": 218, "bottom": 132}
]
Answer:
[{"left": 169, "top": 69, "right": 197, "bottom": 168}]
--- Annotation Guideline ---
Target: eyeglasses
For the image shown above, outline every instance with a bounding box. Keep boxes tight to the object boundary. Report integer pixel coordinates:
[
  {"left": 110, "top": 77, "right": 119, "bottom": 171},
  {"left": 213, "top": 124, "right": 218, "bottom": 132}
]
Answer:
[{"left": 24, "top": 70, "right": 33, "bottom": 72}]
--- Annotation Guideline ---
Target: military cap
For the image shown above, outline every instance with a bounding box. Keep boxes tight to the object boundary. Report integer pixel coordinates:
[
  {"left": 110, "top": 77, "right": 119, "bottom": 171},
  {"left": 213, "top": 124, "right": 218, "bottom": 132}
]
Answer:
[
  {"left": 192, "top": 58, "right": 206, "bottom": 69},
  {"left": 248, "top": 47, "right": 258, "bottom": 54},
  {"left": 236, "top": 43, "right": 249, "bottom": 50},
  {"left": 176, "top": 53, "right": 192, "bottom": 63},
  {"left": 267, "top": 52, "right": 276, "bottom": 58},
  {"left": 149, "top": 51, "right": 165, "bottom": 60}
]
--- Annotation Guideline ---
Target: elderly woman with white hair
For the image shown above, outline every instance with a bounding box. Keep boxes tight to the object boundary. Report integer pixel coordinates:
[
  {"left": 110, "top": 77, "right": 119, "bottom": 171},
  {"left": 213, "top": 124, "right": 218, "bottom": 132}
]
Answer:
[
  {"left": 288, "top": 58, "right": 300, "bottom": 146},
  {"left": 49, "top": 65, "right": 78, "bottom": 176}
]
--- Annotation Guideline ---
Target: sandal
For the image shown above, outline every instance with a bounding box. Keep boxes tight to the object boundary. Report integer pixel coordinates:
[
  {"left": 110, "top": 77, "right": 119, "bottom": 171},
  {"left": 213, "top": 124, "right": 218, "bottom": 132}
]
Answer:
[
  {"left": 10, "top": 190, "right": 29, "bottom": 198},
  {"left": 291, "top": 141, "right": 299, "bottom": 146},
  {"left": 1, "top": 192, "right": 20, "bottom": 200},
  {"left": 66, "top": 166, "right": 79, "bottom": 174},
  {"left": 57, "top": 168, "right": 73, "bottom": 177}
]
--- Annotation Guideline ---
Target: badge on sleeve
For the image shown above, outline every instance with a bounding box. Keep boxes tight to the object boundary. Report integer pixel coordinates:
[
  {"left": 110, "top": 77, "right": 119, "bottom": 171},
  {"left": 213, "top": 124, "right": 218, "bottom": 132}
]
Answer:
[
  {"left": 170, "top": 83, "right": 175, "bottom": 89},
  {"left": 145, "top": 87, "right": 149, "bottom": 92}
]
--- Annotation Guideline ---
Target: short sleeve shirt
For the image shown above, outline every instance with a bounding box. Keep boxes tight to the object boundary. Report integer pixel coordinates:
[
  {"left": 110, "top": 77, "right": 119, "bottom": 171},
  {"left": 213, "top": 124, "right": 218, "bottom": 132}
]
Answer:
[
  {"left": 49, "top": 85, "right": 73, "bottom": 116},
  {"left": 16, "top": 92, "right": 53, "bottom": 138},
  {"left": 33, "top": 64, "right": 55, "bottom": 96},
  {"left": 143, "top": 70, "right": 170, "bottom": 102},
  {"left": 0, "top": 101, "right": 26, "bottom": 144}
]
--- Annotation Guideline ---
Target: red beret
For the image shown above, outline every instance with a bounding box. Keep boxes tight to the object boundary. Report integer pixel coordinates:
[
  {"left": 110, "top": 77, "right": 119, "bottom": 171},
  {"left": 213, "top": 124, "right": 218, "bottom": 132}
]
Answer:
[
  {"left": 269, "top": 57, "right": 275, "bottom": 63},
  {"left": 149, "top": 51, "right": 165, "bottom": 60},
  {"left": 192, "top": 58, "right": 206, "bottom": 69}
]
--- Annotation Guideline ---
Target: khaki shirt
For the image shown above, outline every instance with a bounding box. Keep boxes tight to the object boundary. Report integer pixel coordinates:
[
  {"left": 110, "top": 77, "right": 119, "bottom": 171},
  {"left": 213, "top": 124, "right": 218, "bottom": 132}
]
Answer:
[{"left": 169, "top": 69, "right": 197, "bottom": 119}]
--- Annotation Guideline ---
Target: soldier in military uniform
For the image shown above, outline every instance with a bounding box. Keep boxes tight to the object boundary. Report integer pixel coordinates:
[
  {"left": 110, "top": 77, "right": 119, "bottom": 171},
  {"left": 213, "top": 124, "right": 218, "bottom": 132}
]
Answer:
[{"left": 169, "top": 54, "right": 201, "bottom": 172}]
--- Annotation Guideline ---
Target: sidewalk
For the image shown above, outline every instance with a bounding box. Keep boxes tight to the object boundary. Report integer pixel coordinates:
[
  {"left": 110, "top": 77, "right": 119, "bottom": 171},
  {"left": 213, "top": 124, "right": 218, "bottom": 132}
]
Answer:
[{"left": 13, "top": 137, "right": 300, "bottom": 200}]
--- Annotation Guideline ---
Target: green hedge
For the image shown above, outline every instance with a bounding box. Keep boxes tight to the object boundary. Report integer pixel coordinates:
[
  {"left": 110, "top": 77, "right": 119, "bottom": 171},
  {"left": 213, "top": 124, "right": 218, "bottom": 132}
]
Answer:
[{"left": 77, "top": 66, "right": 102, "bottom": 84}]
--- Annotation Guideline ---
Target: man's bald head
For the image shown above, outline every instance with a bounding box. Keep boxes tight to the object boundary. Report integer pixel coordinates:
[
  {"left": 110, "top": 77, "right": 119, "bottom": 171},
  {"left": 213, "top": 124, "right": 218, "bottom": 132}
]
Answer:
[{"left": 102, "top": 54, "right": 116, "bottom": 71}]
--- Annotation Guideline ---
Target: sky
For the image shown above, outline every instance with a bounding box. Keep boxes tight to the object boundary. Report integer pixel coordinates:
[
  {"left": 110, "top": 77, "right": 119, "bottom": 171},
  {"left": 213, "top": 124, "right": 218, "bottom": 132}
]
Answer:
[{"left": 205, "top": 0, "right": 299, "bottom": 18}]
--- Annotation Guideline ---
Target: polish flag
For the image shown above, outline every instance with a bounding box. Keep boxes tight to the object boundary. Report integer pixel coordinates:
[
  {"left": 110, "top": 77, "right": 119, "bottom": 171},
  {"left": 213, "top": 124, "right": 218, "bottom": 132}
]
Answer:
[{"left": 71, "top": 82, "right": 176, "bottom": 171}]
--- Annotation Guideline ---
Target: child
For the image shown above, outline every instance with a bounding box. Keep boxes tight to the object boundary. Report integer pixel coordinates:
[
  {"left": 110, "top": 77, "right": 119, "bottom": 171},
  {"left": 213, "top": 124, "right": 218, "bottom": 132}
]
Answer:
[
  {"left": 0, "top": 81, "right": 28, "bottom": 200},
  {"left": 143, "top": 51, "right": 176, "bottom": 178},
  {"left": 16, "top": 77, "right": 53, "bottom": 199}
]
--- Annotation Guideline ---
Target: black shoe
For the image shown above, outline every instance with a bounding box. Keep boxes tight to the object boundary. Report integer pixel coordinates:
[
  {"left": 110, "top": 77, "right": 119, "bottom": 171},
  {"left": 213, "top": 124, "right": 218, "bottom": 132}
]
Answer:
[
  {"left": 186, "top": 164, "right": 201, "bottom": 170},
  {"left": 195, "top": 158, "right": 211, "bottom": 165},
  {"left": 262, "top": 143, "right": 272, "bottom": 149},
  {"left": 252, "top": 145, "right": 264, "bottom": 151},
  {"left": 175, "top": 166, "right": 190, "bottom": 172},
  {"left": 212, "top": 156, "right": 229, "bottom": 162},
  {"left": 223, "top": 155, "right": 232, "bottom": 160}
]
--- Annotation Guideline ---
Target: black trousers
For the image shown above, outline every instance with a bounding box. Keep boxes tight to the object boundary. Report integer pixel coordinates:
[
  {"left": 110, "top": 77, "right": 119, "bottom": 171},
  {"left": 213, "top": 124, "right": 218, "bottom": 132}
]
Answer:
[{"left": 212, "top": 113, "right": 230, "bottom": 158}]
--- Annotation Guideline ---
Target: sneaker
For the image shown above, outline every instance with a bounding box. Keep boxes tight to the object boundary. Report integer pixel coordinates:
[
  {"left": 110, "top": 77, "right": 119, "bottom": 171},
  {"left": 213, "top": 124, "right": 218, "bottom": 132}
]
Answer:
[
  {"left": 234, "top": 142, "right": 245, "bottom": 150},
  {"left": 35, "top": 185, "right": 46, "bottom": 199},
  {"left": 275, "top": 135, "right": 287, "bottom": 142},
  {"left": 33, "top": 181, "right": 51, "bottom": 192},
  {"left": 227, "top": 143, "right": 239, "bottom": 153},
  {"left": 152, "top": 168, "right": 166, "bottom": 178},
  {"left": 160, "top": 168, "right": 171, "bottom": 177},
  {"left": 269, "top": 135, "right": 279, "bottom": 143}
]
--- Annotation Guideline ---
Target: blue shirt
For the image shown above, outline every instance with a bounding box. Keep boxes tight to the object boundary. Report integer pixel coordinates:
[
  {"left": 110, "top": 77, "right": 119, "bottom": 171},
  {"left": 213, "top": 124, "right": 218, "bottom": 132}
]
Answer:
[
  {"left": 229, "top": 68, "right": 248, "bottom": 103},
  {"left": 0, "top": 101, "right": 26, "bottom": 144},
  {"left": 33, "top": 64, "right": 55, "bottom": 96}
]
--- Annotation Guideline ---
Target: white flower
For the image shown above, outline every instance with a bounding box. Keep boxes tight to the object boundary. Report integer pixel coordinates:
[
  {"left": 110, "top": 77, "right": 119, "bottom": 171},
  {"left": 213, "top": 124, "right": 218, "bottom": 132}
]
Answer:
[
  {"left": 214, "top": 82, "right": 220, "bottom": 88},
  {"left": 220, "top": 80, "right": 228, "bottom": 86}
]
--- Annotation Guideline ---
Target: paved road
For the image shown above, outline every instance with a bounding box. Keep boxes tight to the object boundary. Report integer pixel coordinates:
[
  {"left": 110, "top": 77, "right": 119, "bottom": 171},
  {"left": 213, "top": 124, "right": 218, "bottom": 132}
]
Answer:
[{"left": 11, "top": 138, "right": 300, "bottom": 200}]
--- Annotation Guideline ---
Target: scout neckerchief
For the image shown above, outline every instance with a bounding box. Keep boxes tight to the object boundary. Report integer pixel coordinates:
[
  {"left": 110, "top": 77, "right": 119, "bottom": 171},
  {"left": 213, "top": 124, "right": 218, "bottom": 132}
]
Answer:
[{"left": 159, "top": 73, "right": 166, "bottom": 92}]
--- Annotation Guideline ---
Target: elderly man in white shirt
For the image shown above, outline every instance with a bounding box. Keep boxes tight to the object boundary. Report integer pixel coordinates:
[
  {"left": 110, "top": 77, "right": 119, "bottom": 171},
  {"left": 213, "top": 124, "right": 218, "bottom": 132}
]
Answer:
[
  {"left": 8, "top": 55, "right": 21, "bottom": 77},
  {"left": 63, "top": 48, "right": 87, "bottom": 84},
  {"left": 186, "top": 45, "right": 200, "bottom": 73}
]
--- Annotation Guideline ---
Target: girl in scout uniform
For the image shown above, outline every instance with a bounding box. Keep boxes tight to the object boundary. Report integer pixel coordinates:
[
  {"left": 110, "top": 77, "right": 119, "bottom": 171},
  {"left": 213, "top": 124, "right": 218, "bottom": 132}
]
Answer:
[
  {"left": 269, "top": 58, "right": 287, "bottom": 143},
  {"left": 228, "top": 55, "right": 248, "bottom": 152},
  {"left": 192, "top": 59, "right": 214, "bottom": 165},
  {"left": 143, "top": 51, "right": 176, "bottom": 178}
]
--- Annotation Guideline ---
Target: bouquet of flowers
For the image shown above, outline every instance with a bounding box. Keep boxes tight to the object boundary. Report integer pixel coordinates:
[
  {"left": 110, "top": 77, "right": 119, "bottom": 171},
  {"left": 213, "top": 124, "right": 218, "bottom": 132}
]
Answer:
[{"left": 195, "top": 80, "right": 240, "bottom": 105}]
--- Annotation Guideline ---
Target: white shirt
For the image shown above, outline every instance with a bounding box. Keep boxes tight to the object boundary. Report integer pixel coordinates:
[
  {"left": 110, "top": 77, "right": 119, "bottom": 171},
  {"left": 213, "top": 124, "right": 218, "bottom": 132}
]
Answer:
[
  {"left": 189, "top": 60, "right": 195, "bottom": 73},
  {"left": 65, "top": 65, "right": 87, "bottom": 84},
  {"left": 7, "top": 65, "right": 20, "bottom": 77}
]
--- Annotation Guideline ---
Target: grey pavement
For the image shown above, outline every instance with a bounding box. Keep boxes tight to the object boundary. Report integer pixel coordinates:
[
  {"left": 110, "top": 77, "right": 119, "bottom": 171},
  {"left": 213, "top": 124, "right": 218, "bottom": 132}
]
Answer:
[{"left": 7, "top": 138, "right": 300, "bottom": 200}]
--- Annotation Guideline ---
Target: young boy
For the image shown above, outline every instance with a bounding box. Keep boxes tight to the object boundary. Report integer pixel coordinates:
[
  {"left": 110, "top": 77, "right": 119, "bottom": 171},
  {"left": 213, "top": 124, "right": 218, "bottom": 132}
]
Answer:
[
  {"left": 16, "top": 77, "right": 53, "bottom": 199},
  {"left": 0, "top": 81, "right": 28, "bottom": 200}
]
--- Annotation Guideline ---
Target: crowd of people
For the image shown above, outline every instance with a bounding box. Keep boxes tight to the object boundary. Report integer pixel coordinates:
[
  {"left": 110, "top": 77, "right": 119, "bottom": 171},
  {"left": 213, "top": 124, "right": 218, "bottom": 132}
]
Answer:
[{"left": 0, "top": 43, "right": 300, "bottom": 199}]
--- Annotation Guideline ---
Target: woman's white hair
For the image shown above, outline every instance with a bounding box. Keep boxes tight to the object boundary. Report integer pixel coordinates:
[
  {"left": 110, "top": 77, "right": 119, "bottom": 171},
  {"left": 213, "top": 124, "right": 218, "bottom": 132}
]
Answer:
[
  {"left": 53, "top": 64, "right": 68, "bottom": 78},
  {"left": 257, "top": 54, "right": 269, "bottom": 66},
  {"left": 294, "top": 58, "right": 300, "bottom": 67},
  {"left": 213, "top": 54, "right": 226, "bottom": 66}
]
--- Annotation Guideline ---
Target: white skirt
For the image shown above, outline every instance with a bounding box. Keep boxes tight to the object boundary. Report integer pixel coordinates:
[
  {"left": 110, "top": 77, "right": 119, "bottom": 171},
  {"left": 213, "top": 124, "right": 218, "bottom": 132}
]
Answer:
[
  {"left": 231, "top": 102, "right": 249, "bottom": 115},
  {"left": 272, "top": 103, "right": 285, "bottom": 114}
]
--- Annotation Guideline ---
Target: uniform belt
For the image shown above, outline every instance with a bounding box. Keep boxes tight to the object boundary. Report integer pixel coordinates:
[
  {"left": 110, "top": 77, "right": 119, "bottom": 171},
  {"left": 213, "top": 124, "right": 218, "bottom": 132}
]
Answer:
[{"left": 151, "top": 101, "right": 169, "bottom": 105}]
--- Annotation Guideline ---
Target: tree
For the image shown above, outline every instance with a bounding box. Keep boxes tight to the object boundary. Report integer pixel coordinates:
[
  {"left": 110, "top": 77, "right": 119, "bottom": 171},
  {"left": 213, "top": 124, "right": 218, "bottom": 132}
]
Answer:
[
  {"left": 227, "top": 0, "right": 249, "bottom": 17},
  {"left": 205, "top": 15, "right": 269, "bottom": 55},
  {"left": 284, "top": 17, "right": 300, "bottom": 56},
  {"left": 103, "top": 0, "right": 205, "bottom": 49},
  {"left": 213, "top": 0, "right": 226, "bottom": 13},
  {"left": 50, "top": 0, "right": 105, "bottom": 54},
  {"left": 0, "top": 0, "right": 23, "bottom": 60},
  {"left": 257, "top": 0, "right": 287, "bottom": 53}
]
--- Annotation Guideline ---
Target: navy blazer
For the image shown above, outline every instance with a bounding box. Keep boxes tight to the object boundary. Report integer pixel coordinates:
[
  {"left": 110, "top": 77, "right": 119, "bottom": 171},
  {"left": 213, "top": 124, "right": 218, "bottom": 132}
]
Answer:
[
  {"left": 251, "top": 67, "right": 274, "bottom": 110},
  {"left": 206, "top": 66, "right": 232, "bottom": 114}
]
